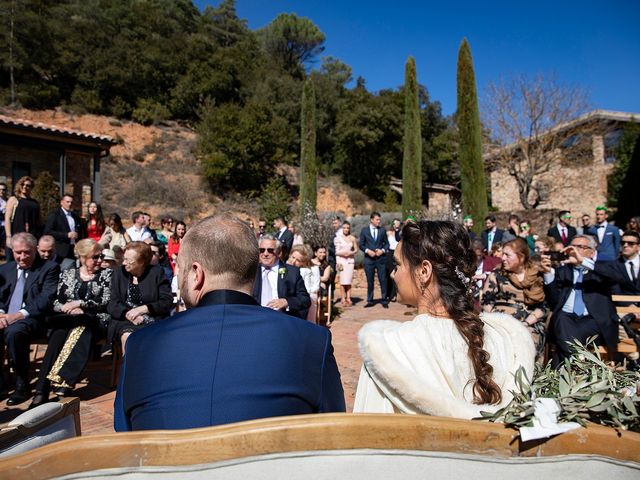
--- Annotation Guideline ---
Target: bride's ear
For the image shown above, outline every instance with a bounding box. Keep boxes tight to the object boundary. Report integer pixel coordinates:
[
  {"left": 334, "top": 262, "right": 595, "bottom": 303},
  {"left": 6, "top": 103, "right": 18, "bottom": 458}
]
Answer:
[{"left": 417, "top": 260, "right": 432, "bottom": 286}]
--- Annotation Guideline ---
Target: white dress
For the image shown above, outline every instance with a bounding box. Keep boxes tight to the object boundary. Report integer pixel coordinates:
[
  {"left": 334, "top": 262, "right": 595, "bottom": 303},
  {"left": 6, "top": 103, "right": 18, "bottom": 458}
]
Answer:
[
  {"left": 353, "top": 312, "right": 535, "bottom": 419},
  {"left": 300, "top": 266, "right": 321, "bottom": 322}
]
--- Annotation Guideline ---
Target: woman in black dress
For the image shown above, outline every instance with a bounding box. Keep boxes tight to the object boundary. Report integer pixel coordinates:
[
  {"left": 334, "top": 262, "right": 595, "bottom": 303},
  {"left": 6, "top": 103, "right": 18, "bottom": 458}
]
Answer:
[
  {"left": 107, "top": 241, "right": 173, "bottom": 353},
  {"left": 4, "top": 176, "right": 40, "bottom": 258}
]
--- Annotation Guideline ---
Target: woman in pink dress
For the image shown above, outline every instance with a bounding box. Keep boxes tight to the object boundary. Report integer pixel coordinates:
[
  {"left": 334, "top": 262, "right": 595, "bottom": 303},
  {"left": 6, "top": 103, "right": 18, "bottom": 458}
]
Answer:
[{"left": 334, "top": 221, "right": 357, "bottom": 307}]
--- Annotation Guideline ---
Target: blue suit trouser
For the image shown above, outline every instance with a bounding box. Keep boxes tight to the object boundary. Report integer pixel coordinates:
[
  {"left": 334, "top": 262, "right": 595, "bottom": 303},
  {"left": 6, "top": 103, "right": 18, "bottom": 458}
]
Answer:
[{"left": 364, "top": 257, "right": 388, "bottom": 303}]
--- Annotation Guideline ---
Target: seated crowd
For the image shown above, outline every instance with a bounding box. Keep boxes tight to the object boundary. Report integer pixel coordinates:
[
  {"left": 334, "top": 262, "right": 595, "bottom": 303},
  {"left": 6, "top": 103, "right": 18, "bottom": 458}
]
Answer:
[{"left": 1, "top": 184, "right": 638, "bottom": 433}]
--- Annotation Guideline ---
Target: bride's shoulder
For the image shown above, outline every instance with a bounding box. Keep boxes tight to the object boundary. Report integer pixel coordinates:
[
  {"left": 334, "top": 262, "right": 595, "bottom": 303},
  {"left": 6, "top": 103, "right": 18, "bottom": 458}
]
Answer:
[{"left": 358, "top": 315, "right": 438, "bottom": 341}]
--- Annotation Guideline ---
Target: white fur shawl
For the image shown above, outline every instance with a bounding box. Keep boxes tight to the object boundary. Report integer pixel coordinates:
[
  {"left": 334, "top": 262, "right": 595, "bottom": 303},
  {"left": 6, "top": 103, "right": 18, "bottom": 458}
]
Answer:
[{"left": 353, "top": 312, "right": 535, "bottom": 419}]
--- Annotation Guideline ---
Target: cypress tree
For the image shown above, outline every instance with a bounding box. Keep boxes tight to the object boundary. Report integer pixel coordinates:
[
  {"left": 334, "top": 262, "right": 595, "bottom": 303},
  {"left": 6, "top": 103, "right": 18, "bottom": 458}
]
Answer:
[
  {"left": 402, "top": 56, "right": 422, "bottom": 217},
  {"left": 299, "top": 78, "right": 317, "bottom": 212},
  {"left": 456, "top": 38, "right": 488, "bottom": 230}
]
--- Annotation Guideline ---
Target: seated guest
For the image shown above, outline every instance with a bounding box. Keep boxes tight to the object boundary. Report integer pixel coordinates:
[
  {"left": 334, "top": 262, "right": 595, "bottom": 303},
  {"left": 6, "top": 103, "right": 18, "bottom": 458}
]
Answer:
[
  {"left": 540, "top": 235, "right": 618, "bottom": 366},
  {"left": 490, "top": 241, "right": 504, "bottom": 258},
  {"left": 37, "top": 235, "right": 59, "bottom": 264},
  {"left": 588, "top": 206, "right": 621, "bottom": 262},
  {"left": 288, "top": 245, "right": 320, "bottom": 322},
  {"left": 311, "top": 245, "right": 333, "bottom": 294},
  {"left": 101, "top": 248, "right": 118, "bottom": 269},
  {"left": 29, "top": 239, "right": 112, "bottom": 408},
  {"left": 107, "top": 242, "right": 173, "bottom": 354},
  {"left": 0, "top": 233, "right": 60, "bottom": 405},
  {"left": 114, "top": 213, "right": 345, "bottom": 431},
  {"left": 470, "top": 239, "right": 501, "bottom": 294},
  {"left": 481, "top": 238, "right": 549, "bottom": 361},
  {"left": 353, "top": 221, "right": 534, "bottom": 418},
  {"left": 99, "top": 213, "right": 129, "bottom": 250},
  {"left": 155, "top": 217, "right": 174, "bottom": 245},
  {"left": 547, "top": 210, "right": 576, "bottom": 247},
  {"left": 44, "top": 194, "right": 83, "bottom": 271},
  {"left": 150, "top": 241, "right": 173, "bottom": 282},
  {"left": 252, "top": 235, "right": 310, "bottom": 319}
]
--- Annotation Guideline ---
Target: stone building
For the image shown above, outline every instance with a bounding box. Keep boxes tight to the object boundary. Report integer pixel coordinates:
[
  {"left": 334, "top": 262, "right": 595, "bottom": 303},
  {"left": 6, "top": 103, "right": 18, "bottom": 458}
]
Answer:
[
  {"left": 486, "top": 110, "right": 639, "bottom": 218},
  {"left": 0, "top": 114, "right": 116, "bottom": 209}
]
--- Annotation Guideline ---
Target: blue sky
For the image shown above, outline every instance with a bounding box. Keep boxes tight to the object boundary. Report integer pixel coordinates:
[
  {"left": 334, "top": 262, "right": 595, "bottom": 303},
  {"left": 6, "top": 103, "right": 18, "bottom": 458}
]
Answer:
[{"left": 195, "top": 1, "right": 640, "bottom": 116}]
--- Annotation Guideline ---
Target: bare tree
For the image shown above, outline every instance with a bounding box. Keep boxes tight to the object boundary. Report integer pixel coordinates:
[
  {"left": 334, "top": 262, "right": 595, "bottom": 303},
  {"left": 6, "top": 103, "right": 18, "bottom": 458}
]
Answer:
[{"left": 483, "top": 74, "right": 589, "bottom": 209}]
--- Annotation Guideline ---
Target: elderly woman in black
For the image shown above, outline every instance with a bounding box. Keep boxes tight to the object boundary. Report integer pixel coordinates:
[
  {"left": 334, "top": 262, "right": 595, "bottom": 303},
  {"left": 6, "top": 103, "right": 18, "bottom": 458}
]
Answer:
[
  {"left": 30, "top": 239, "right": 112, "bottom": 408},
  {"left": 108, "top": 241, "right": 173, "bottom": 353}
]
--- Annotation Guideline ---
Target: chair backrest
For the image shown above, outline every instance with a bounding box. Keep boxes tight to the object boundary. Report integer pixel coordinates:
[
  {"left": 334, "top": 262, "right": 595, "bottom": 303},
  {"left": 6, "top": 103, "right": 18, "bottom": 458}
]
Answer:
[
  {"left": 612, "top": 294, "right": 640, "bottom": 316},
  {"left": 0, "top": 413, "right": 638, "bottom": 479},
  {"left": 0, "top": 397, "right": 81, "bottom": 458}
]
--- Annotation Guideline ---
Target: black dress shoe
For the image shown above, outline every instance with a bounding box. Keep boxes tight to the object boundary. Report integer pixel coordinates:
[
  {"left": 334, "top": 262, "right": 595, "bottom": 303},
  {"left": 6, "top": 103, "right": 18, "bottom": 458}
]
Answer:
[
  {"left": 382, "top": 302, "right": 389, "bottom": 309},
  {"left": 54, "top": 386, "right": 71, "bottom": 397},
  {"left": 364, "top": 302, "right": 375, "bottom": 308},
  {"left": 28, "top": 393, "right": 49, "bottom": 410},
  {"left": 6, "top": 386, "right": 30, "bottom": 406}
]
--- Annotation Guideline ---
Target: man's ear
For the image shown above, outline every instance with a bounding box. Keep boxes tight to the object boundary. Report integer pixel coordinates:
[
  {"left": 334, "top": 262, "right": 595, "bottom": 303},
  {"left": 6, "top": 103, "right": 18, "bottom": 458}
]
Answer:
[{"left": 191, "top": 262, "right": 206, "bottom": 291}]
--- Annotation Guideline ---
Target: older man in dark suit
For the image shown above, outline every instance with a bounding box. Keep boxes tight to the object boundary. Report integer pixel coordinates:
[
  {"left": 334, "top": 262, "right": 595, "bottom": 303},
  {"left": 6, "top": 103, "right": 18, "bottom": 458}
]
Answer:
[
  {"left": 0, "top": 233, "right": 60, "bottom": 404},
  {"left": 44, "top": 194, "right": 83, "bottom": 270},
  {"left": 541, "top": 234, "right": 617, "bottom": 366},
  {"left": 359, "top": 211, "right": 390, "bottom": 308},
  {"left": 252, "top": 235, "right": 310, "bottom": 319},
  {"left": 114, "top": 214, "right": 344, "bottom": 431}
]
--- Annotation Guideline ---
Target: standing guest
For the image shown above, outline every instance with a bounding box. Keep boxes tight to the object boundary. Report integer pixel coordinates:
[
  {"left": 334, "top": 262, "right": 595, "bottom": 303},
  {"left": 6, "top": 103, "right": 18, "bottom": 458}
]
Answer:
[
  {"left": 256, "top": 219, "right": 267, "bottom": 240},
  {"left": 335, "top": 221, "right": 357, "bottom": 307},
  {"left": 627, "top": 216, "right": 640, "bottom": 235},
  {"left": 251, "top": 235, "right": 310, "bottom": 319},
  {"left": 353, "top": 221, "right": 534, "bottom": 417},
  {"left": 481, "top": 215, "right": 504, "bottom": 253},
  {"left": 0, "top": 182, "right": 7, "bottom": 257},
  {"left": 0, "top": 233, "right": 59, "bottom": 405},
  {"left": 4, "top": 176, "right": 40, "bottom": 260},
  {"left": 518, "top": 219, "right": 536, "bottom": 253},
  {"left": 359, "top": 212, "right": 390, "bottom": 308},
  {"left": 288, "top": 245, "right": 320, "bottom": 322},
  {"left": 291, "top": 223, "right": 304, "bottom": 247},
  {"left": 463, "top": 215, "right": 477, "bottom": 241},
  {"left": 29, "top": 239, "right": 112, "bottom": 408},
  {"left": 588, "top": 206, "right": 621, "bottom": 262},
  {"left": 44, "top": 194, "right": 83, "bottom": 271},
  {"left": 126, "top": 211, "right": 151, "bottom": 243},
  {"left": 577, "top": 213, "right": 592, "bottom": 235},
  {"left": 541, "top": 235, "right": 617, "bottom": 366},
  {"left": 99, "top": 213, "right": 129, "bottom": 250},
  {"left": 107, "top": 242, "right": 173, "bottom": 354},
  {"left": 114, "top": 213, "right": 344, "bottom": 431},
  {"left": 272, "top": 216, "right": 294, "bottom": 259},
  {"left": 167, "top": 221, "right": 186, "bottom": 272},
  {"left": 37, "top": 235, "right": 59, "bottom": 264},
  {"left": 505, "top": 214, "right": 521, "bottom": 241},
  {"left": 327, "top": 216, "right": 342, "bottom": 288},
  {"left": 547, "top": 210, "right": 576, "bottom": 247},
  {"left": 85, "top": 202, "right": 106, "bottom": 242},
  {"left": 481, "top": 238, "right": 549, "bottom": 361},
  {"left": 386, "top": 221, "right": 400, "bottom": 302},
  {"left": 155, "top": 217, "right": 174, "bottom": 245}
]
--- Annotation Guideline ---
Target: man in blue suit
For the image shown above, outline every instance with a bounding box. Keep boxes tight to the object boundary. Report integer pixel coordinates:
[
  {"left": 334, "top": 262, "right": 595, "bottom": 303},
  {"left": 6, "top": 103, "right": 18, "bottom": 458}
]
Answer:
[
  {"left": 114, "top": 214, "right": 344, "bottom": 431},
  {"left": 588, "top": 206, "right": 621, "bottom": 262},
  {"left": 359, "top": 211, "right": 389, "bottom": 308}
]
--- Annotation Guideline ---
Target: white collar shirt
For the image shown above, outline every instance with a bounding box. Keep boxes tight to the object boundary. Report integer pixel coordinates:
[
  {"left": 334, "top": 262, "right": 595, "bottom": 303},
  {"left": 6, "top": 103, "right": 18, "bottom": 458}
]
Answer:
[
  {"left": 261, "top": 265, "right": 279, "bottom": 300},
  {"left": 625, "top": 255, "right": 640, "bottom": 282},
  {"left": 596, "top": 221, "right": 608, "bottom": 243}
]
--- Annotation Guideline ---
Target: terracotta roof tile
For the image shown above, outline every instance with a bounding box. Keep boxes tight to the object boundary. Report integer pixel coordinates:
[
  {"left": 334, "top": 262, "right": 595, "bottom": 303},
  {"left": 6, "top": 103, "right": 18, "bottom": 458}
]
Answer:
[{"left": 0, "top": 114, "right": 116, "bottom": 144}]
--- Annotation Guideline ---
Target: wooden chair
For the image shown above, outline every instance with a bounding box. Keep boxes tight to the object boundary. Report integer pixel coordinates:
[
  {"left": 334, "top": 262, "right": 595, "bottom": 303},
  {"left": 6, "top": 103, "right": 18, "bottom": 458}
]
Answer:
[
  {"left": 315, "top": 284, "right": 333, "bottom": 327},
  {"left": 0, "top": 414, "right": 638, "bottom": 479},
  {"left": 598, "top": 294, "right": 640, "bottom": 358}
]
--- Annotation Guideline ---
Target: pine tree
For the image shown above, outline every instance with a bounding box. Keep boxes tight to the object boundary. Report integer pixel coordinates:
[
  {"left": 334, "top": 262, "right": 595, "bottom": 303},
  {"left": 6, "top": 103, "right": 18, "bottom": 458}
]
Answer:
[
  {"left": 456, "top": 39, "right": 488, "bottom": 230},
  {"left": 402, "top": 56, "right": 422, "bottom": 217},
  {"left": 299, "top": 78, "right": 317, "bottom": 212}
]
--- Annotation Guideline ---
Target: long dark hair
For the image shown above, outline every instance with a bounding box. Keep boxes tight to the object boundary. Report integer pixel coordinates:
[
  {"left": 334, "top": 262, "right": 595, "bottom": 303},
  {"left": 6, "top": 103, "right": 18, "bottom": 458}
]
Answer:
[
  {"left": 400, "top": 220, "right": 502, "bottom": 405},
  {"left": 88, "top": 202, "right": 106, "bottom": 232},
  {"left": 171, "top": 221, "right": 187, "bottom": 242}
]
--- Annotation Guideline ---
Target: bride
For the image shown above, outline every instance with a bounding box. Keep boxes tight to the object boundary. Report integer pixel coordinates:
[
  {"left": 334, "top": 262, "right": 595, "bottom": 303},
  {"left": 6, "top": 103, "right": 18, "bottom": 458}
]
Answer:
[{"left": 354, "top": 220, "right": 535, "bottom": 418}]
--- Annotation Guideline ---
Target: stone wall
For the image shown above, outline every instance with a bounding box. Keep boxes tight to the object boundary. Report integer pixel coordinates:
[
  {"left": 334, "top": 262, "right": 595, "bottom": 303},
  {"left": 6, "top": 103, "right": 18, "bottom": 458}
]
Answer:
[
  {"left": 490, "top": 133, "right": 615, "bottom": 222},
  {"left": 427, "top": 191, "right": 454, "bottom": 215}
]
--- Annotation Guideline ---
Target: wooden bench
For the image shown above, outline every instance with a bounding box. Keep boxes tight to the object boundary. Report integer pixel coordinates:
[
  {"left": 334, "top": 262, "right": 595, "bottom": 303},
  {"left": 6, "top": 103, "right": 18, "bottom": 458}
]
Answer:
[{"left": 598, "top": 294, "right": 640, "bottom": 358}]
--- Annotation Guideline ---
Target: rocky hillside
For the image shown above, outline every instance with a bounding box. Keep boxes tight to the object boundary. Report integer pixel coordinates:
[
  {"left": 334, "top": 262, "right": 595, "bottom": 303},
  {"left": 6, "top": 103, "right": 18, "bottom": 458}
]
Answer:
[{"left": 5, "top": 108, "right": 382, "bottom": 223}]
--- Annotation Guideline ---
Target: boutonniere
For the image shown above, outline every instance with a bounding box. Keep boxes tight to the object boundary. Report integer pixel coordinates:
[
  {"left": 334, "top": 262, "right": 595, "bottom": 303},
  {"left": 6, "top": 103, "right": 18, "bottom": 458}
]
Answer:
[{"left": 278, "top": 267, "right": 287, "bottom": 279}]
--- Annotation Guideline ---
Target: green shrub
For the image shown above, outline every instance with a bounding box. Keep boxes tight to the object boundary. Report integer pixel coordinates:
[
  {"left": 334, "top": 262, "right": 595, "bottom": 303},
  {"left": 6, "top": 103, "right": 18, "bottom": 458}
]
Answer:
[{"left": 132, "top": 99, "right": 171, "bottom": 125}]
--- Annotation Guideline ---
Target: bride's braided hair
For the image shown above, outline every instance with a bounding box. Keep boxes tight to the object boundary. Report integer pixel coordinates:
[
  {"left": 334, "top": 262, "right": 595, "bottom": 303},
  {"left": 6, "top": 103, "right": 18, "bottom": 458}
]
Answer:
[{"left": 400, "top": 220, "right": 502, "bottom": 405}]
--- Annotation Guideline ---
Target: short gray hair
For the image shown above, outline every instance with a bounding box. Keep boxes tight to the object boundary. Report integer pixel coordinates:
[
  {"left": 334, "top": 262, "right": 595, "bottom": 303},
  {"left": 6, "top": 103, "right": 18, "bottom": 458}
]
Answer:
[
  {"left": 181, "top": 213, "right": 259, "bottom": 287},
  {"left": 572, "top": 234, "right": 598, "bottom": 249},
  {"left": 12, "top": 232, "right": 37, "bottom": 249},
  {"left": 259, "top": 234, "right": 282, "bottom": 252}
]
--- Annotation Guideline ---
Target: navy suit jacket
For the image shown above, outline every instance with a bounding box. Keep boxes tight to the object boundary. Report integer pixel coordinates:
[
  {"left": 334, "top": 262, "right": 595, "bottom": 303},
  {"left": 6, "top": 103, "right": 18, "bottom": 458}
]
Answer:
[
  {"left": 114, "top": 290, "right": 345, "bottom": 431},
  {"left": 544, "top": 265, "right": 618, "bottom": 349},
  {"left": 358, "top": 225, "right": 389, "bottom": 263},
  {"left": 589, "top": 224, "right": 621, "bottom": 262},
  {"left": 0, "top": 257, "right": 60, "bottom": 320},
  {"left": 594, "top": 259, "right": 640, "bottom": 296},
  {"left": 274, "top": 229, "right": 294, "bottom": 257},
  {"left": 44, "top": 207, "right": 83, "bottom": 259},
  {"left": 547, "top": 225, "right": 577, "bottom": 247},
  {"left": 480, "top": 228, "right": 505, "bottom": 251},
  {"left": 252, "top": 262, "right": 311, "bottom": 319}
]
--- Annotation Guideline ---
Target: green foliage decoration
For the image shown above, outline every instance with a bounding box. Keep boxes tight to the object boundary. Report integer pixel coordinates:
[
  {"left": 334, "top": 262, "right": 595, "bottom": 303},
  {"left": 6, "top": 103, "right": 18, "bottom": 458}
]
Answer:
[
  {"left": 402, "top": 56, "right": 422, "bottom": 217},
  {"left": 299, "top": 78, "right": 317, "bottom": 212},
  {"left": 456, "top": 39, "right": 488, "bottom": 232}
]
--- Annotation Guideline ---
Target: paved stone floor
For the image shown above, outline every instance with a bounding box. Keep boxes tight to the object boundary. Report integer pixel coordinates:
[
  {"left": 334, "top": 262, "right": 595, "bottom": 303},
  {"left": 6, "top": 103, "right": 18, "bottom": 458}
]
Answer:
[{"left": 0, "top": 274, "right": 413, "bottom": 436}]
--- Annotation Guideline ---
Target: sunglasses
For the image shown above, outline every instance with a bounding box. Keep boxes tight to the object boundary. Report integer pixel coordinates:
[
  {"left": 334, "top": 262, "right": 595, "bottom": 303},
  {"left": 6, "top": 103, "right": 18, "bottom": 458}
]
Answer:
[
  {"left": 23, "top": 184, "right": 34, "bottom": 188},
  {"left": 91, "top": 254, "right": 105, "bottom": 260},
  {"left": 622, "top": 241, "right": 639, "bottom": 246},
  {"left": 259, "top": 248, "right": 276, "bottom": 254}
]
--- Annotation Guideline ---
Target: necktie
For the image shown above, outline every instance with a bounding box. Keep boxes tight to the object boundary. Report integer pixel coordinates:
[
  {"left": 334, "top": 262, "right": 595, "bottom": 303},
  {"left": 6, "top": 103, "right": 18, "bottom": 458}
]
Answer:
[
  {"left": 372, "top": 228, "right": 377, "bottom": 241},
  {"left": 261, "top": 268, "right": 273, "bottom": 306},
  {"left": 573, "top": 269, "right": 586, "bottom": 316},
  {"left": 8, "top": 269, "right": 25, "bottom": 314},
  {"left": 629, "top": 261, "right": 637, "bottom": 282},
  {"left": 561, "top": 229, "right": 567, "bottom": 243}
]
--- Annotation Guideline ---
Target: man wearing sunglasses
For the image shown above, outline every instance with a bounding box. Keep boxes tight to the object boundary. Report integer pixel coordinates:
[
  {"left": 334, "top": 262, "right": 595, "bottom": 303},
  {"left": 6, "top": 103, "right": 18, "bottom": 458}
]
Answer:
[
  {"left": 115, "top": 214, "right": 343, "bottom": 431},
  {"left": 251, "top": 235, "right": 310, "bottom": 319}
]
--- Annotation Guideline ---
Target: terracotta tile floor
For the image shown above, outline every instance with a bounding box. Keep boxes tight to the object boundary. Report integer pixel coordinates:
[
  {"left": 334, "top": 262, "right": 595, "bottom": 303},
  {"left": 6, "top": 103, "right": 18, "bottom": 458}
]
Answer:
[{"left": 0, "top": 276, "right": 413, "bottom": 435}]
